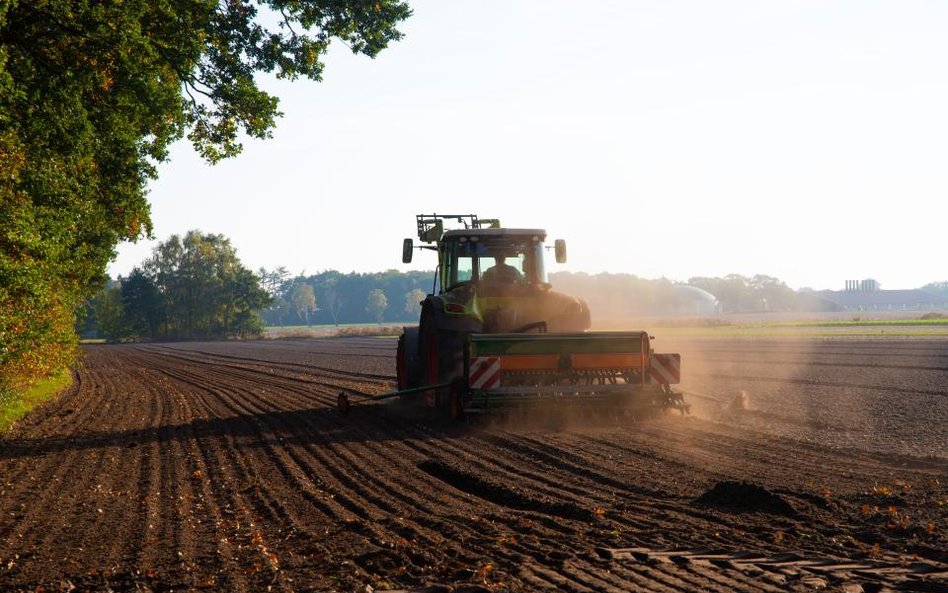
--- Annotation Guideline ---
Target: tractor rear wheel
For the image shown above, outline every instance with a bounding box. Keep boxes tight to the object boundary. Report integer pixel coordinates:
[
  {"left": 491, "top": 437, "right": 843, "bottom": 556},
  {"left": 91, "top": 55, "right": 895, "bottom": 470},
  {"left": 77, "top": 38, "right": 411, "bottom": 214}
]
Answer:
[{"left": 419, "top": 305, "right": 464, "bottom": 411}]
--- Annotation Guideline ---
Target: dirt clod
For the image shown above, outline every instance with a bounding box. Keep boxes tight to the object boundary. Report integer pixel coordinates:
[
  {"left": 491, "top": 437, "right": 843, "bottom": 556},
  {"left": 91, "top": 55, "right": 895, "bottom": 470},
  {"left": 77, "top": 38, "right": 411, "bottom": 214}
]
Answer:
[{"left": 696, "top": 480, "right": 798, "bottom": 517}]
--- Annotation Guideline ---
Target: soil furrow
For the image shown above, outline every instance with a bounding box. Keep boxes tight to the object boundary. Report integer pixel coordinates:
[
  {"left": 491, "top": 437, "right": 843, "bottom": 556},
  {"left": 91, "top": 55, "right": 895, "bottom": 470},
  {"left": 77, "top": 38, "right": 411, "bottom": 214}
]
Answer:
[{"left": 0, "top": 338, "right": 944, "bottom": 592}]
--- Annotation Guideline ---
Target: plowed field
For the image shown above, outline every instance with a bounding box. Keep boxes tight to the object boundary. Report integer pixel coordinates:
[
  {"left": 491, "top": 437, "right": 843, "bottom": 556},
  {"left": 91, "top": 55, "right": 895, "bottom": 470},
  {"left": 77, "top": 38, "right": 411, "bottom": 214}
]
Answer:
[{"left": 1, "top": 337, "right": 945, "bottom": 593}]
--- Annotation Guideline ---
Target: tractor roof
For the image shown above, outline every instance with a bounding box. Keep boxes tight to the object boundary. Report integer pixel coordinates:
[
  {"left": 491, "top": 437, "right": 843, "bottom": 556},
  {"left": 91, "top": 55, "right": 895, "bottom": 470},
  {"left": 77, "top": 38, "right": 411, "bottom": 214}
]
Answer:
[{"left": 442, "top": 228, "right": 547, "bottom": 240}]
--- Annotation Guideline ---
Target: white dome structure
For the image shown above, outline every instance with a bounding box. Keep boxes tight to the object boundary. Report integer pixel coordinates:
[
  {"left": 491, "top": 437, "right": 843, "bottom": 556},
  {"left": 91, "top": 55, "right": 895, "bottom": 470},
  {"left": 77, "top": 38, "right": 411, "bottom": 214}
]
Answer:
[{"left": 673, "top": 285, "right": 720, "bottom": 315}]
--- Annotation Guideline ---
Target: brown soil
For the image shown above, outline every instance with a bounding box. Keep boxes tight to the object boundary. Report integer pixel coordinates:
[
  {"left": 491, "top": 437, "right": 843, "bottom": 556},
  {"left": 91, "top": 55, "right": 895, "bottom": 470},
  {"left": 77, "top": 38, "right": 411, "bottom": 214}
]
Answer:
[{"left": 0, "top": 337, "right": 945, "bottom": 592}]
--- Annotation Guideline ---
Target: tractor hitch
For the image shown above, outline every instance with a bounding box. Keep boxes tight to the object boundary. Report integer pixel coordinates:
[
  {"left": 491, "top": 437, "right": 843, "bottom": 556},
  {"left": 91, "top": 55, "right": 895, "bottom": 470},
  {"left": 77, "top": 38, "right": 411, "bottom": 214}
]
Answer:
[{"left": 337, "top": 380, "right": 453, "bottom": 415}]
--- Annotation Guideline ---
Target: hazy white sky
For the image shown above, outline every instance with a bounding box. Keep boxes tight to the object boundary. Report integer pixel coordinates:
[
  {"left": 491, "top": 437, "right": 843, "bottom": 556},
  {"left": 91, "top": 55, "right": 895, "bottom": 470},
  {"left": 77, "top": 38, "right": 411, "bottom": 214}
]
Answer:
[{"left": 108, "top": 0, "right": 948, "bottom": 290}]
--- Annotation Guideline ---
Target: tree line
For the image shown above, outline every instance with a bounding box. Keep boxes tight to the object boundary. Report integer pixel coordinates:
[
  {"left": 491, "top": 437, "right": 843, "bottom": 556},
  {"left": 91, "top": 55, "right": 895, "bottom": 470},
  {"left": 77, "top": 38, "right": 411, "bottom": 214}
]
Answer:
[
  {"left": 86, "top": 258, "right": 865, "bottom": 343},
  {"left": 256, "top": 269, "right": 432, "bottom": 327},
  {"left": 77, "top": 231, "right": 948, "bottom": 342},
  {"left": 551, "top": 272, "right": 816, "bottom": 317},
  {"left": 84, "top": 243, "right": 948, "bottom": 342},
  {"left": 80, "top": 234, "right": 435, "bottom": 341},
  {"left": 80, "top": 231, "right": 270, "bottom": 341}
]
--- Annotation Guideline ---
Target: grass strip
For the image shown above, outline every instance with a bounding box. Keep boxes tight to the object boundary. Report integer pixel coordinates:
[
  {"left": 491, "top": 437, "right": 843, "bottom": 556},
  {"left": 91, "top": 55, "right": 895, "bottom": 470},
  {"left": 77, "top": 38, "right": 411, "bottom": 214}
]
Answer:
[
  {"left": 751, "top": 318, "right": 948, "bottom": 328},
  {"left": 0, "top": 369, "right": 73, "bottom": 434}
]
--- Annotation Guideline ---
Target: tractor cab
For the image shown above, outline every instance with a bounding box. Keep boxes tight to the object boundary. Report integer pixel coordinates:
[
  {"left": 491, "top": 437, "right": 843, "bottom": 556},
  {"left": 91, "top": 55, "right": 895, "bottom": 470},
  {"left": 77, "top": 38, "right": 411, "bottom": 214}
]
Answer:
[
  {"left": 441, "top": 229, "right": 548, "bottom": 295},
  {"left": 403, "top": 214, "right": 567, "bottom": 297}
]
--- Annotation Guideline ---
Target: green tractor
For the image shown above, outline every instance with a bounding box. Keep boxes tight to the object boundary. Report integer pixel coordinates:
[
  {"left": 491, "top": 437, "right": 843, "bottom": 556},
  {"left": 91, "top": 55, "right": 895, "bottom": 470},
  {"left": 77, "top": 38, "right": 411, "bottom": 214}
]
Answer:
[{"left": 395, "top": 214, "right": 686, "bottom": 419}]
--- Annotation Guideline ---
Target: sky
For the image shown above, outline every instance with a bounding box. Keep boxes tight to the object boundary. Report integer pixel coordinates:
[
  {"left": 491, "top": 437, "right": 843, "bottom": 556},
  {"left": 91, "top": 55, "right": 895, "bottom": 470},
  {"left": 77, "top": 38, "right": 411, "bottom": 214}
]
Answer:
[{"left": 107, "top": 0, "right": 948, "bottom": 291}]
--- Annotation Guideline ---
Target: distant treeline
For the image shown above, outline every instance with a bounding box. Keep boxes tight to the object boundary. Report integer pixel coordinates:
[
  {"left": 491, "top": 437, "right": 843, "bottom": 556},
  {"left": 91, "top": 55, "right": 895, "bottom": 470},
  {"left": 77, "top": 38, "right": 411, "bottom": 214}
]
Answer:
[
  {"left": 553, "top": 272, "right": 815, "bottom": 318},
  {"left": 257, "top": 268, "right": 433, "bottom": 327},
  {"left": 922, "top": 282, "right": 948, "bottom": 298},
  {"left": 82, "top": 235, "right": 948, "bottom": 341},
  {"left": 257, "top": 270, "right": 838, "bottom": 328}
]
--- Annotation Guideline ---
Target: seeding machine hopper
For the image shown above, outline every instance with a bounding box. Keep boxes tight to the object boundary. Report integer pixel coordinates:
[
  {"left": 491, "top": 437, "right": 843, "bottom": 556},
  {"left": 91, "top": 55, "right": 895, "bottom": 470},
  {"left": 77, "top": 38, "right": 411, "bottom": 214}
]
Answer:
[{"left": 337, "top": 214, "right": 687, "bottom": 419}]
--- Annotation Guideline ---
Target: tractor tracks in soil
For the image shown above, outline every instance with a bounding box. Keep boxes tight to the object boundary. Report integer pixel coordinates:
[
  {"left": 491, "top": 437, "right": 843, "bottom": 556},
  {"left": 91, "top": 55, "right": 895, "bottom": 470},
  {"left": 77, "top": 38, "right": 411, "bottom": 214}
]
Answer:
[{"left": 0, "top": 338, "right": 945, "bottom": 592}]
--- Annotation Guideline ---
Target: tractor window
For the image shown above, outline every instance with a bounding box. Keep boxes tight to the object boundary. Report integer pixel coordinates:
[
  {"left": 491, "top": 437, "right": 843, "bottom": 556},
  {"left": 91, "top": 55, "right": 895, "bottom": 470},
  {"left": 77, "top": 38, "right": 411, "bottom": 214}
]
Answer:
[
  {"left": 484, "top": 243, "right": 546, "bottom": 284},
  {"left": 478, "top": 255, "right": 524, "bottom": 284},
  {"left": 442, "top": 236, "right": 548, "bottom": 291},
  {"left": 529, "top": 241, "right": 547, "bottom": 284},
  {"left": 456, "top": 257, "right": 474, "bottom": 282},
  {"left": 443, "top": 241, "right": 480, "bottom": 290}
]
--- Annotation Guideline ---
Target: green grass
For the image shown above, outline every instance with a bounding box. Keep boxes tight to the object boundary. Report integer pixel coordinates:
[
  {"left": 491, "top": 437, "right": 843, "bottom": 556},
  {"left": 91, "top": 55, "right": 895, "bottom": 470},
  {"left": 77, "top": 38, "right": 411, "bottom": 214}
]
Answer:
[
  {"left": 755, "top": 318, "right": 948, "bottom": 328},
  {"left": 654, "top": 327, "right": 948, "bottom": 338},
  {"left": 0, "top": 369, "right": 73, "bottom": 434},
  {"left": 648, "top": 320, "right": 948, "bottom": 338},
  {"left": 267, "top": 317, "right": 948, "bottom": 340},
  {"left": 723, "top": 317, "right": 948, "bottom": 337}
]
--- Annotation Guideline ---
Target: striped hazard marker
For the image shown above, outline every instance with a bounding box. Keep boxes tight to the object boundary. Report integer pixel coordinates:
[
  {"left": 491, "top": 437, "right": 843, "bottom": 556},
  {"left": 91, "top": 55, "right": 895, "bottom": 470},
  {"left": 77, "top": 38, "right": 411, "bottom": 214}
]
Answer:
[
  {"left": 469, "top": 356, "right": 501, "bottom": 389},
  {"left": 649, "top": 353, "right": 681, "bottom": 384}
]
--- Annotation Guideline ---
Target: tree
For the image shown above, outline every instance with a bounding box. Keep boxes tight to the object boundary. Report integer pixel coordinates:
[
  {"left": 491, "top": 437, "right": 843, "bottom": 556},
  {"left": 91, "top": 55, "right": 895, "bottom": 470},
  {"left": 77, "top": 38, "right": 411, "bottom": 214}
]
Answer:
[
  {"left": 922, "top": 282, "right": 948, "bottom": 297},
  {"left": 323, "top": 289, "right": 344, "bottom": 325},
  {"left": 94, "top": 284, "right": 130, "bottom": 342},
  {"left": 258, "top": 266, "right": 293, "bottom": 326},
  {"left": 122, "top": 268, "right": 164, "bottom": 339},
  {"left": 0, "top": 1, "right": 410, "bottom": 396},
  {"left": 404, "top": 288, "right": 426, "bottom": 317},
  {"left": 258, "top": 267, "right": 290, "bottom": 298},
  {"left": 131, "top": 230, "right": 271, "bottom": 339},
  {"left": 290, "top": 282, "right": 317, "bottom": 326},
  {"left": 365, "top": 289, "right": 388, "bottom": 323},
  {"left": 748, "top": 274, "right": 796, "bottom": 312},
  {"left": 229, "top": 267, "right": 271, "bottom": 336}
]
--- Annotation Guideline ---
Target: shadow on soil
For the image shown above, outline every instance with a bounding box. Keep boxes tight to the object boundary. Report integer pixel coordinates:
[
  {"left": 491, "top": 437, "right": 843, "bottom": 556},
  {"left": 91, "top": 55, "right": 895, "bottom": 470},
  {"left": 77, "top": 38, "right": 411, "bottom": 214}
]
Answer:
[{"left": 0, "top": 400, "right": 468, "bottom": 459}]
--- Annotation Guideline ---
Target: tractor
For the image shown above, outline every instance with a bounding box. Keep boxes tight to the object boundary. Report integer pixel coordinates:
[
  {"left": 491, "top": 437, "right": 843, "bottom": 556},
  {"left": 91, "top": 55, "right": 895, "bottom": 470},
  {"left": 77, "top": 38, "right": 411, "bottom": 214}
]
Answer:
[{"left": 390, "top": 214, "right": 687, "bottom": 419}]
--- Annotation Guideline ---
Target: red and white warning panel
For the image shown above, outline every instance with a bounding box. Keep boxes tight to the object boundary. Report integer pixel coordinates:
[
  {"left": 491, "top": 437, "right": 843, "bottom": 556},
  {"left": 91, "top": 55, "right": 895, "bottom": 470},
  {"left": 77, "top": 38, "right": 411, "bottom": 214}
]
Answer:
[
  {"left": 649, "top": 353, "right": 681, "bottom": 384},
  {"left": 469, "top": 356, "right": 501, "bottom": 389}
]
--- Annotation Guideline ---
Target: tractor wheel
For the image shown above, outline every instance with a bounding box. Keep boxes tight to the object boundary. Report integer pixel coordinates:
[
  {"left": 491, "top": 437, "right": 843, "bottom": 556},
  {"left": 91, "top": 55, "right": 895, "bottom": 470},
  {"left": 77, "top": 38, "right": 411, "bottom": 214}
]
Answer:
[
  {"left": 419, "top": 315, "right": 442, "bottom": 408},
  {"left": 423, "top": 324, "right": 440, "bottom": 386},
  {"left": 396, "top": 333, "right": 408, "bottom": 391},
  {"left": 418, "top": 301, "right": 467, "bottom": 412},
  {"left": 396, "top": 327, "right": 422, "bottom": 393}
]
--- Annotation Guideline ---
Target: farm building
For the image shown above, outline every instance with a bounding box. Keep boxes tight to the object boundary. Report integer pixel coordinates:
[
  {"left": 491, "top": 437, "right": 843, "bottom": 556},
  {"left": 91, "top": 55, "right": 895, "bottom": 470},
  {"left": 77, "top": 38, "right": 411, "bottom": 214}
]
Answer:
[{"left": 819, "top": 279, "right": 948, "bottom": 311}]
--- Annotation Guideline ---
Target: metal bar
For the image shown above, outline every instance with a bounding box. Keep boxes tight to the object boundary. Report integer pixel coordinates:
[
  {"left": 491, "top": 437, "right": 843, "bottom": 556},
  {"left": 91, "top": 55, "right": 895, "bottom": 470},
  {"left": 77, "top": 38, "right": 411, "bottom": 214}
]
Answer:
[
  {"left": 472, "top": 384, "right": 640, "bottom": 396},
  {"left": 365, "top": 380, "right": 453, "bottom": 402},
  {"left": 337, "top": 380, "right": 454, "bottom": 415}
]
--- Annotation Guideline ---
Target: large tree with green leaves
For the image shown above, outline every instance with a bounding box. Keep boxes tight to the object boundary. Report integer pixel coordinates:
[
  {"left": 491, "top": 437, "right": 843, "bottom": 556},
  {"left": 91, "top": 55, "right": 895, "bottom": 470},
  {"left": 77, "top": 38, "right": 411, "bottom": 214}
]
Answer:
[
  {"left": 139, "top": 230, "right": 271, "bottom": 339},
  {"left": 93, "top": 230, "right": 271, "bottom": 341},
  {"left": 0, "top": 1, "right": 410, "bottom": 391}
]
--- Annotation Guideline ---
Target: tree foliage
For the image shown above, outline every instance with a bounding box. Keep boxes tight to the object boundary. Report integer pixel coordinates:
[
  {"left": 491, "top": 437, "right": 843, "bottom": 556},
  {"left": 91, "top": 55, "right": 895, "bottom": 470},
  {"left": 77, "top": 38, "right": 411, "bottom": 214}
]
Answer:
[
  {"left": 365, "top": 288, "right": 387, "bottom": 323},
  {"left": 0, "top": 1, "right": 410, "bottom": 390},
  {"left": 687, "top": 274, "right": 799, "bottom": 313},
  {"left": 404, "top": 288, "right": 426, "bottom": 317},
  {"left": 921, "top": 282, "right": 948, "bottom": 297},
  {"left": 94, "top": 283, "right": 129, "bottom": 342},
  {"left": 96, "top": 231, "right": 271, "bottom": 341},
  {"left": 290, "top": 281, "right": 317, "bottom": 326},
  {"left": 259, "top": 269, "right": 431, "bottom": 326}
]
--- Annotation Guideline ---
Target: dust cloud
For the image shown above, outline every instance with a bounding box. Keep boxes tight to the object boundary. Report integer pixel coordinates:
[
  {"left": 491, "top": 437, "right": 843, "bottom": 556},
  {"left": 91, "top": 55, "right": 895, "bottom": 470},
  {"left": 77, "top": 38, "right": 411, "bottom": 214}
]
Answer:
[{"left": 581, "top": 316, "right": 900, "bottom": 461}]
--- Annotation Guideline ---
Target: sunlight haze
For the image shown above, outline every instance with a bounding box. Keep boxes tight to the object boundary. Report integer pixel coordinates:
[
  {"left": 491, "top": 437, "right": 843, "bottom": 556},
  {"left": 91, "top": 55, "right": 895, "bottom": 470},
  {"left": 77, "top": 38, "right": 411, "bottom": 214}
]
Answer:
[{"left": 108, "top": 1, "right": 948, "bottom": 291}]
